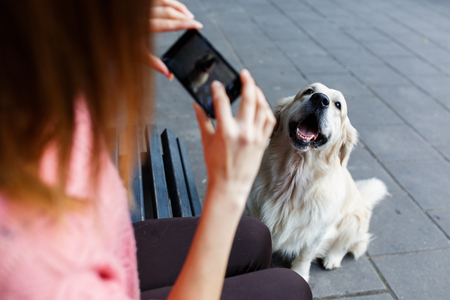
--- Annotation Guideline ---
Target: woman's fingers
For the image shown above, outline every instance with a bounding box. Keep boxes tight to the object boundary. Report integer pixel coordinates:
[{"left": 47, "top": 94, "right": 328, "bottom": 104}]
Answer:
[
  {"left": 141, "top": 50, "right": 174, "bottom": 79},
  {"left": 193, "top": 102, "right": 215, "bottom": 140},
  {"left": 211, "top": 81, "right": 233, "bottom": 127},
  {"left": 261, "top": 104, "right": 276, "bottom": 140},
  {"left": 263, "top": 113, "right": 276, "bottom": 140},
  {"left": 253, "top": 86, "right": 269, "bottom": 129},
  {"left": 150, "top": 18, "right": 203, "bottom": 33},
  {"left": 151, "top": 6, "right": 192, "bottom": 21},
  {"left": 253, "top": 86, "right": 276, "bottom": 141},
  {"left": 157, "top": 0, "right": 194, "bottom": 18},
  {"left": 149, "top": 0, "right": 201, "bottom": 33},
  {"left": 237, "top": 69, "right": 257, "bottom": 124}
]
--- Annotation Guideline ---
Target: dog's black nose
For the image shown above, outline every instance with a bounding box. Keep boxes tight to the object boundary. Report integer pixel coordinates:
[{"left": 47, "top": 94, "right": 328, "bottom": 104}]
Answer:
[{"left": 310, "top": 93, "right": 330, "bottom": 108}]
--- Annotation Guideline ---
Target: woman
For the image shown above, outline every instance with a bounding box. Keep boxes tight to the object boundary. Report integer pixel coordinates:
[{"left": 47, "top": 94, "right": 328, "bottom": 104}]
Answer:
[{"left": 0, "top": 0, "right": 312, "bottom": 299}]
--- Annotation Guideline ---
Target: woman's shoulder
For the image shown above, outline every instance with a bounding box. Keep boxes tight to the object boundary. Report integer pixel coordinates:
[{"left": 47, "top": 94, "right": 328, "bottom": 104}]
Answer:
[{"left": 0, "top": 189, "right": 138, "bottom": 300}]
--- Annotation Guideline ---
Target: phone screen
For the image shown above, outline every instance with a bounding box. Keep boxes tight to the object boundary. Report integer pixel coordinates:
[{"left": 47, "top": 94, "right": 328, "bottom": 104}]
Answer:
[{"left": 162, "top": 30, "right": 241, "bottom": 118}]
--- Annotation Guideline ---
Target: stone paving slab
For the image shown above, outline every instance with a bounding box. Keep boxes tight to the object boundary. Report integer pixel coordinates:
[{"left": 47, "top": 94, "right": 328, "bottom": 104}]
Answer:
[
  {"left": 347, "top": 145, "right": 402, "bottom": 194},
  {"left": 344, "top": 28, "right": 392, "bottom": 44},
  {"left": 435, "top": 62, "right": 450, "bottom": 77},
  {"left": 330, "top": 48, "right": 385, "bottom": 67},
  {"left": 294, "top": 55, "right": 347, "bottom": 76},
  {"left": 357, "top": 125, "right": 443, "bottom": 163},
  {"left": 436, "top": 143, "right": 450, "bottom": 161},
  {"left": 249, "top": 65, "right": 309, "bottom": 105},
  {"left": 311, "top": 33, "right": 362, "bottom": 51},
  {"left": 373, "top": 250, "right": 450, "bottom": 300},
  {"left": 427, "top": 209, "right": 450, "bottom": 239},
  {"left": 368, "top": 191, "right": 450, "bottom": 256},
  {"left": 306, "top": 73, "right": 373, "bottom": 97},
  {"left": 308, "top": 255, "right": 386, "bottom": 299},
  {"left": 346, "top": 96, "right": 403, "bottom": 127},
  {"left": 415, "top": 47, "right": 450, "bottom": 65},
  {"left": 361, "top": 42, "right": 414, "bottom": 58},
  {"left": 237, "top": 46, "right": 292, "bottom": 68},
  {"left": 374, "top": 21, "right": 411, "bottom": 37},
  {"left": 399, "top": 109, "right": 450, "bottom": 145},
  {"left": 408, "top": 74, "right": 450, "bottom": 99},
  {"left": 383, "top": 56, "right": 442, "bottom": 76},
  {"left": 350, "top": 66, "right": 411, "bottom": 86},
  {"left": 369, "top": 85, "right": 443, "bottom": 112},
  {"left": 384, "top": 161, "right": 450, "bottom": 210},
  {"left": 276, "top": 40, "right": 329, "bottom": 58}
]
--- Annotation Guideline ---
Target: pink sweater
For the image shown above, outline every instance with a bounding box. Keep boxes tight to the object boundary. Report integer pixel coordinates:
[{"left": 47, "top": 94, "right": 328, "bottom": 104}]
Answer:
[{"left": 0, "top": 101, "right": 140, "bottom": 300}]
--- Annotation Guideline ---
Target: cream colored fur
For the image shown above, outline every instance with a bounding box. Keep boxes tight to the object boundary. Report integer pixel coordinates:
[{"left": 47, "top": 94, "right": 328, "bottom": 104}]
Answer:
[{"left": 248, "top": 83, "right": 387, "bottom": 282}]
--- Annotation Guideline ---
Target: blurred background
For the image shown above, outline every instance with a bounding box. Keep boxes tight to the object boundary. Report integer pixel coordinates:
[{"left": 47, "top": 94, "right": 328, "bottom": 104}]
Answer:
[{"left": 153, "top": 0, "right": 450, "bottom": 299}]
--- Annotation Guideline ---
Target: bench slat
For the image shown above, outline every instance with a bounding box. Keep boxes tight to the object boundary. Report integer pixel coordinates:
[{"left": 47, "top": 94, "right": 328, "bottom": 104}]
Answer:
[
  {"left": 161, "top": 129, "right": 192, "bottom": 217},
  {"left": 145, "top": 125, "right": 172, "bottom": 219},
  {"left": 177, "top": 138, "right": 202, "bottom": 217},
  {"left": 129, "top": 126, "right": 145, "bottom": 222}
]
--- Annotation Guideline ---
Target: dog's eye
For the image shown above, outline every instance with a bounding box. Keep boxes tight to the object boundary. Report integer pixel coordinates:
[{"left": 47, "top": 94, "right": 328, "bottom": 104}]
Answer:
[
  {"left": 335, "top": 102, "right": 341, "bottom": 110},
  {"left": 303, "top": 89, "right": 314, "bottom": 96}
]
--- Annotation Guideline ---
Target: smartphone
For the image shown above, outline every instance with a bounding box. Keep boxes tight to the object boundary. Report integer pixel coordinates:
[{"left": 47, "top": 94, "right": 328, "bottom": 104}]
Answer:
[{"left": 162, "top": 30, "right": 241, "bottom": 118}]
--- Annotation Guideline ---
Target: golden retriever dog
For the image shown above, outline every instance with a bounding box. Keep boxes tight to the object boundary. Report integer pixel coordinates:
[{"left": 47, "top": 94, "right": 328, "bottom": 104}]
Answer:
[{"left": 248, "top": 83, "right": 387, "bottom": 282}]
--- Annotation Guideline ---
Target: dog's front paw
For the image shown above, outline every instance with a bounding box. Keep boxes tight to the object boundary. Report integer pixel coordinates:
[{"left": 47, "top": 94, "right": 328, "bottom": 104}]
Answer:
[{"left": 323, "top": 253, "right": 344, "bottom": 270}]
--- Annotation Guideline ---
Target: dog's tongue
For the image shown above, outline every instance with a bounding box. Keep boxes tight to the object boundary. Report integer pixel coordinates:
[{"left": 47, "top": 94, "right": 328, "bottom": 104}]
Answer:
[
  {"left": 299, "top": 124, "right": 316, "bottom": 137},
  {"left": 297, "top": 124, "right": 317, "bottom": 141}
]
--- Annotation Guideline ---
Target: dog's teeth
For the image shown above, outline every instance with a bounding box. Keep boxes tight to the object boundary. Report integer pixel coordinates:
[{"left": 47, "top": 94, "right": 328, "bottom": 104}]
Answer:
[{"left": 297, "top": 128, "right": 314, "bottom": 142}]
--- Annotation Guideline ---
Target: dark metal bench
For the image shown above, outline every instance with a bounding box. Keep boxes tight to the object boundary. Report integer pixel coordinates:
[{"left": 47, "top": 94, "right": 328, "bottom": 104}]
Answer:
[{"left": 109, "top": 126, "right": 202, "bottom": 222}]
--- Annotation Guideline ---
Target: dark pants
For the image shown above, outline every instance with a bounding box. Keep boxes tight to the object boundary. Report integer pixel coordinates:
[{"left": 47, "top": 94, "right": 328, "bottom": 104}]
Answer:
[{"left": 133, "top": 216, "right": 312, "bottom": 300}]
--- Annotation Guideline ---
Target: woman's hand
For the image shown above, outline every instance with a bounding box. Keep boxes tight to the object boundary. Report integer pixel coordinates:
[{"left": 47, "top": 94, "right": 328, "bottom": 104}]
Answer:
[
  {"left": 142, "top": 0, "right": 203, "bottom": 79},
  {"left": 150, "top": 0, "right": 202, "bottom": 32},
  {"left": 194, "top": 69, "right": 276, "bottom": 212}
]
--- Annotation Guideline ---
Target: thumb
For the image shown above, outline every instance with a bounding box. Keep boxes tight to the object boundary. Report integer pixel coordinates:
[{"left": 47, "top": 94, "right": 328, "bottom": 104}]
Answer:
[
  {"left": 193, "top": 102, "right": 214, "bottom": 140},
  {"left": 141, "top": 45, "right": 174, "bottom": 80}
]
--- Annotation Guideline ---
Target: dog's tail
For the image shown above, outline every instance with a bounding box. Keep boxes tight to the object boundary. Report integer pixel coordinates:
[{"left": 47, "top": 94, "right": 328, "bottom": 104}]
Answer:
[{"left": 356, "top": 178, "right": 388, "bottom": 210}]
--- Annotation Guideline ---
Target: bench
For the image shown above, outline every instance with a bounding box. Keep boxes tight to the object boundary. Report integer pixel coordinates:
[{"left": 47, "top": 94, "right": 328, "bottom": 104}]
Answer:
[{"left": 108, "top": 125, "right": 202, "bottom": 222}]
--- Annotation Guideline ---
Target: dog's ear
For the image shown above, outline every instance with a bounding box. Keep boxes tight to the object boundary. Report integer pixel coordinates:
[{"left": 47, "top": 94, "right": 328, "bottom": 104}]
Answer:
[
  {"left": 271, "top": 96, "right": 293, "bottom": 138},
  {"left": 339, "top": 118, "right": 358, "bottom": 167}
]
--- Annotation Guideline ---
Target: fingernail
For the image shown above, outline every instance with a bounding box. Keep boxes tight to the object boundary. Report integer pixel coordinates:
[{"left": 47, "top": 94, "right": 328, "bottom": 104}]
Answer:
[
  {"left": 185, "top": 10, "right": 195, "bottom": 18},
  {"left": 192, "top": 20, "right": 203, "bottom": 29},
  {"left": 168, "top": 72, "right": 174, "bottom": 81},
  {"left": 212, "top": 81, "right": 222, "bottom": 88},
  {"left": 242, "top": 69, "right": 250, "bottom": 77}
]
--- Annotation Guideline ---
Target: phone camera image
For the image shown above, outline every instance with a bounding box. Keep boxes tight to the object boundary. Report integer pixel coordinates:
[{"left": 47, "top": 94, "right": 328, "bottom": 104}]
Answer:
[{"left": 162, "top": 30, "right": 241, "bottom": 118}]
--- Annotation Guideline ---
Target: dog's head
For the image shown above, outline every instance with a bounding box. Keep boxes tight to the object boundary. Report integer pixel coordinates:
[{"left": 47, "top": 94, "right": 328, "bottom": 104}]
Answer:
[{"left": 273, "top": 83, "right": 358, "bottom": 166}]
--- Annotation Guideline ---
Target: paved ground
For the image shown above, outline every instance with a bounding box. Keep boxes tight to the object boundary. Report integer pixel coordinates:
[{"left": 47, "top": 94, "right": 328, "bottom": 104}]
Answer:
[{"left": 153, "top": 0, "right": 450, "bottom": 299}]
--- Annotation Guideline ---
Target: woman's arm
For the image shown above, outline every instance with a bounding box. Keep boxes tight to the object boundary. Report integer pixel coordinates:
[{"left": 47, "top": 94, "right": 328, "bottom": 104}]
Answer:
[{"left": 167, "top": 69, "right": 276, "bottom": 300}]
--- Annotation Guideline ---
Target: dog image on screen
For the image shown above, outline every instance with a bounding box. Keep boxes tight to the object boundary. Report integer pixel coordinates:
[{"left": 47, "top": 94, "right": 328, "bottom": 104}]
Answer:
[
  {"left": 188, "top": 53, "right": 217, "bottom": 93},
  {"left": 248, "top": 83, "right": 387, "bottom": 282}
]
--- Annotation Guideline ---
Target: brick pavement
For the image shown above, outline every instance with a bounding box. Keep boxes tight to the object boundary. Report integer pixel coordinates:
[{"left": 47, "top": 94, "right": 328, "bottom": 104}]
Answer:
[{"left": 153, "top": 0, "right": 450, "bottom": 299}]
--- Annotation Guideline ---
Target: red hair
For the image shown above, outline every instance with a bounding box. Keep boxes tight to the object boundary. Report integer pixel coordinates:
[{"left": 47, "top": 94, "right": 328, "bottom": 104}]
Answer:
[{"left": 0, "top": 0, "right": 153, "bottom": 215}]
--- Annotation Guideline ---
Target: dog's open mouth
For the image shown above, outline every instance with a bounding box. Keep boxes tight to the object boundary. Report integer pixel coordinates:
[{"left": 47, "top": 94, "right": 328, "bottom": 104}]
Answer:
[
  {"left": 289, "top": 114, "right": 328, "bottom": 149},
  {"left": 296, "top": 114, "right": 319, "bottom": 142}
]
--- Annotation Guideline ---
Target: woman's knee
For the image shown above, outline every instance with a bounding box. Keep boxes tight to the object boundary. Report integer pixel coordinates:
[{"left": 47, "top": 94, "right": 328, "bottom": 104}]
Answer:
[
  {"left": 226, "top": 216, "right": 272, "bottom": 276},
  {"left": 236, "top": 216, "right": 272, "bottom": 249},
  {"left": 269, "top": 268, "right": 312, "bottom": 300}
]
